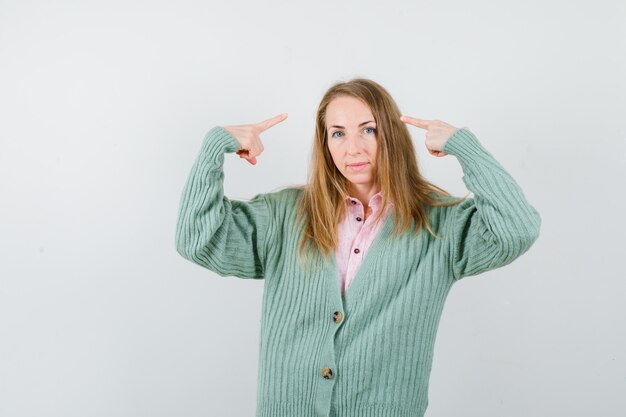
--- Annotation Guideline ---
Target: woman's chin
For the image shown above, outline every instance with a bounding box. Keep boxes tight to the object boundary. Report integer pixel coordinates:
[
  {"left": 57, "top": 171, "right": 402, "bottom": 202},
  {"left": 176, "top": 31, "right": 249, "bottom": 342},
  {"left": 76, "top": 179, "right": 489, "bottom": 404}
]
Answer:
[{"left": 346, "top": 178, "right": 375, "bottom": 187}]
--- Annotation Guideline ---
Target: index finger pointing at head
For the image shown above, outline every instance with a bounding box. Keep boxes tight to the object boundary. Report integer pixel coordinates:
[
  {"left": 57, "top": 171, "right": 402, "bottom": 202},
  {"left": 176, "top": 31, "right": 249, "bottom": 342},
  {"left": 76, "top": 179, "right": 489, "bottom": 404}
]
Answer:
[
  {"left": 256, "top": 113, "right": 288, "bottom": 132},
  {"left": 400, "top": 115, "right": 430, "bottom": 130}
]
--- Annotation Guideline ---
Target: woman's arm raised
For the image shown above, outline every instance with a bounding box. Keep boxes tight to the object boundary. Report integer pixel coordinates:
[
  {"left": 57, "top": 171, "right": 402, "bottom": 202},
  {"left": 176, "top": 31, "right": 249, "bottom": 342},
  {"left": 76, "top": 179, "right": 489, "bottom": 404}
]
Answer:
[
  {"left": 175, "top": 114, "right": 287, "bottom": 278},
  {"left": 402, "top": 117, "right": 541, "bottom": 281}
]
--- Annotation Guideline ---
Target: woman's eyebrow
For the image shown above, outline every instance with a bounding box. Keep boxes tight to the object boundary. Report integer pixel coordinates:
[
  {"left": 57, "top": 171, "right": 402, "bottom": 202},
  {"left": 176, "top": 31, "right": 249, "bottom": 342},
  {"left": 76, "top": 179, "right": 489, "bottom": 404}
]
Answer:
[{"left": 329, "top": 120, "right": 375, "bottom": 129}]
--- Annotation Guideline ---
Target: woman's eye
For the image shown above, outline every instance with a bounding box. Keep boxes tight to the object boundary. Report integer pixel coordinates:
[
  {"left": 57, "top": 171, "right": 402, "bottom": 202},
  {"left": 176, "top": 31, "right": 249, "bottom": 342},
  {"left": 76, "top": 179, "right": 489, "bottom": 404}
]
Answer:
[{"left": 331, "top": 128, "right": 375, "bottom": 138}]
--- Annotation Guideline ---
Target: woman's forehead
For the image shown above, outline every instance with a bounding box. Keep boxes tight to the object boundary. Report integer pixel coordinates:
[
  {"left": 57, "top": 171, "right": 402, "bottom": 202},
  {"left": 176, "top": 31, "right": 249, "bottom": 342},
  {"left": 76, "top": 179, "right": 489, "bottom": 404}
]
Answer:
[{"left": 326, "top": 97, "right": 374, "bottom": 127}]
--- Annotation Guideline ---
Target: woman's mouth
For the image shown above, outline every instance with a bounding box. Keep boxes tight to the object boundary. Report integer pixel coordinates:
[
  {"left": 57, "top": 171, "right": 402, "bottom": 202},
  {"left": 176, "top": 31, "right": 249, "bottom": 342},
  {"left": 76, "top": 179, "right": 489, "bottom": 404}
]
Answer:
[{"left": 348, "top": 162, "right": 368, "bottom": 171}]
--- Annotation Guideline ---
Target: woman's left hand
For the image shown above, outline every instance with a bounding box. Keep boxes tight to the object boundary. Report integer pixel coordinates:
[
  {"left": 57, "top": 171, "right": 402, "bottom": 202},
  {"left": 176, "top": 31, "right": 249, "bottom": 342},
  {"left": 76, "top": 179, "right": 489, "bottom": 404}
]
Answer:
[{"left": 400, "top": 116, "right": 468, "bottom": 158}]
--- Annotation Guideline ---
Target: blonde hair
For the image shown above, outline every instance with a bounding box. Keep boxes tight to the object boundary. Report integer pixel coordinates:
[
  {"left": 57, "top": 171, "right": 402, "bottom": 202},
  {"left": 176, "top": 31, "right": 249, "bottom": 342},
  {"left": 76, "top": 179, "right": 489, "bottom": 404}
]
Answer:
[{"left": 295, "top": 78, "right": 468, "bottom": 274}]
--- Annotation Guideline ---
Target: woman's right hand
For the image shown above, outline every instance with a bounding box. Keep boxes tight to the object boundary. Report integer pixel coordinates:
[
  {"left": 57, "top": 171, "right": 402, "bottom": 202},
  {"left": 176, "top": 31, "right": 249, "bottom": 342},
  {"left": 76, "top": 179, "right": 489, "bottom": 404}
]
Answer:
[{"left": 222, "top": 113, "right": 288, "bottom": 165}]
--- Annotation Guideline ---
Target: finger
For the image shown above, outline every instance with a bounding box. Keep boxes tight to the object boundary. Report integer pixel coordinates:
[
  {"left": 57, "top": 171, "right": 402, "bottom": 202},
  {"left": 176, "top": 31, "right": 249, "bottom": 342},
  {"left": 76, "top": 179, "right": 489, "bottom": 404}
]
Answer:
[
  {"left": 249, "top": 146, "right": 261, "bottom": 158},
  {"left": 256, "top": 113, "right": 288, "bottom": 132},
  {"left": 238, "top": 151, "right": 257, "bottom": 165},
  {"left": 237, "top": 144, "right": 263, "bottom": 159},
  {"left": 400, "top": 115, "right": 430, "bottom": 130},
  {"left": 430, "top": 150, "right": 447, "bottom": 157}
]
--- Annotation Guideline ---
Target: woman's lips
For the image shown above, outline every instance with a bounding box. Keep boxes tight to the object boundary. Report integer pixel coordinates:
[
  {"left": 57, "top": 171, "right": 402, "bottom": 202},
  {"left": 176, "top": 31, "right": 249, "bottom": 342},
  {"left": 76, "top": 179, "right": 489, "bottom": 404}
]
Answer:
[{"left": 348, "top": 162, "right": 368, "bottom": 171}]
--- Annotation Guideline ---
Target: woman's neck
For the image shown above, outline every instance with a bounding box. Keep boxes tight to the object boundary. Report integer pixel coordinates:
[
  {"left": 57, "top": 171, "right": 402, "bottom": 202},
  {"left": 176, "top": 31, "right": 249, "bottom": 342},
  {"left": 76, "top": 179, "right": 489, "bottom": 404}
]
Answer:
[{"left": 347, "top": 183, "right": 381, "bottom": 208}]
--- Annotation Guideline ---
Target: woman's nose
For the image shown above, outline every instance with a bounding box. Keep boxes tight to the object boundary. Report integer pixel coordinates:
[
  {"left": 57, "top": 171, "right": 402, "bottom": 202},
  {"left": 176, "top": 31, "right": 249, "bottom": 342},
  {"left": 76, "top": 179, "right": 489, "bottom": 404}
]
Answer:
[{"left": 347, "top": 133, "right": 363, "bottom": 154}]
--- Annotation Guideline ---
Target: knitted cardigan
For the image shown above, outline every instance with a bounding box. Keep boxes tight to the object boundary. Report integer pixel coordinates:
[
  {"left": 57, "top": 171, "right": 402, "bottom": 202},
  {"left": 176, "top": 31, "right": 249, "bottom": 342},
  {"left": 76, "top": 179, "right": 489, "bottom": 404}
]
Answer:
[{"left": 175, "top": 126, "right": 541, "bottom": 417}]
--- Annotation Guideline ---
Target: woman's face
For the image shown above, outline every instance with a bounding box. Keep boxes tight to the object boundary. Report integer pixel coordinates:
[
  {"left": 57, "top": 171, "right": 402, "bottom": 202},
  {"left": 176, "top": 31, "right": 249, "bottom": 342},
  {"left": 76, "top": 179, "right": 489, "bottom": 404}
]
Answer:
[{"left": 326, "top": 95, "right": 379, "bottom": 196}]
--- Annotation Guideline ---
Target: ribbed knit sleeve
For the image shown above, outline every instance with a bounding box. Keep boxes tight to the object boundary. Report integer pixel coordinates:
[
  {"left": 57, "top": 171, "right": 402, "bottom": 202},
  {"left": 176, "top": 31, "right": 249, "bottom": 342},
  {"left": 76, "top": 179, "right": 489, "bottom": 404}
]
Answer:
[
  {"left": 175, "top": 126, "right": 271, "bottom": 279},
  {"left": 442, "top": 128, "right": 541, "bottom": 281}
]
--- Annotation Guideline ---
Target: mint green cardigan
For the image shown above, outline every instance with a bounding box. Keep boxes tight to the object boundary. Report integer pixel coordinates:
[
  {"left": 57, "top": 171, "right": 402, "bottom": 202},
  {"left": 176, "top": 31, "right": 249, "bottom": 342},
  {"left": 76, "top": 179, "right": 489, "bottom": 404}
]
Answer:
[{"left": 175, "top": 126, "right": 541, "bottom": 417}]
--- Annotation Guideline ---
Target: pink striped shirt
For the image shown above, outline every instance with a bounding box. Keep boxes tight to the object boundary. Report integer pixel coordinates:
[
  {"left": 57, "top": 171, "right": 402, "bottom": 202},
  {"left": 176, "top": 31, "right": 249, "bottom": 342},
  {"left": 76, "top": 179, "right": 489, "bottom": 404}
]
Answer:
[{"left": 335, "top": 191, "right": 394, "bottom": 297}]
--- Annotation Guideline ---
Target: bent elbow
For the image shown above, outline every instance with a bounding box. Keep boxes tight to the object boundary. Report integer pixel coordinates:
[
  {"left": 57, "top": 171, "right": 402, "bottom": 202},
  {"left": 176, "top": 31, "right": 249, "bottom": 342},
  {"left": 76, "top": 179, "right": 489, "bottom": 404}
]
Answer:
[
  {"left": 524, "top": 207, "right": 542, "bottom": 249},
  {"left": 175, "top": 227, "right": 198, "bottom": 261},
  {"left": 493, "top": 214, "right": 541, "bottom": 266},
  {"left": 175, "top": 236, "right": 191, "bottom": 260}
]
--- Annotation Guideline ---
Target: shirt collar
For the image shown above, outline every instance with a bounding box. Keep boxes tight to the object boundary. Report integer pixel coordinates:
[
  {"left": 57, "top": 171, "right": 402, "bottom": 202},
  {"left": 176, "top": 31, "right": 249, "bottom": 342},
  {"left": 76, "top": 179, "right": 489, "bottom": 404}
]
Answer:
[{"left": 345, "top": 191, "right": 393, "bottom": 211}]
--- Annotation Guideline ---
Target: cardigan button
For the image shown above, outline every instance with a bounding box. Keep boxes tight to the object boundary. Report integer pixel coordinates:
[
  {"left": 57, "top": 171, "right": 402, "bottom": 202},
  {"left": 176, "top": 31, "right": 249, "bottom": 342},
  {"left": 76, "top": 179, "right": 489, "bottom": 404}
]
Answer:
[
  {"left": 354, "top": 248, "right": 360, "bottom": 254},
  {"left": 356, "top": 216, "right": 362, "bottom": 222},
  {"left": 321, "top": 367, "right": 333, "bottom": 379},
  {"left": 332, "top": 311, "right": 343, "bottom": 324},
  {"left": 351, "top": 200, "right": 357, "bottom": 205}
]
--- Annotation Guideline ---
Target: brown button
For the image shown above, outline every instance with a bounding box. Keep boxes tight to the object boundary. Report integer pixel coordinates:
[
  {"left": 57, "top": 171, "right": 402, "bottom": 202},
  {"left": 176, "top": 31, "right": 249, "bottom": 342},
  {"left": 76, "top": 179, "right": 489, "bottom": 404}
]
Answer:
[
  {"left": 321, "top": 367, "right": 333, "bottom": 379},
  {"left": 351, "top": 200, "right": 357, "bottom": 205},
  {"left": 356, "top": 217, "right": 362, "bottom": 222},
  {"left": 354, "top": 248, "right": 360, "bottom": 254},
  {"left": 332, "top": 311, "right": 343, "bottom": 324}
]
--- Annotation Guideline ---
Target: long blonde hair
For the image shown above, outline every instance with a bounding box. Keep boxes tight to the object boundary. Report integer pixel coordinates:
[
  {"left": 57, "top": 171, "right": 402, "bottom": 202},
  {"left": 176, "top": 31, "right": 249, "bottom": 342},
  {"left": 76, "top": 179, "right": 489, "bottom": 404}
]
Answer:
[{"left": 295, "top": 78, "right": 468, "bottom": 274}]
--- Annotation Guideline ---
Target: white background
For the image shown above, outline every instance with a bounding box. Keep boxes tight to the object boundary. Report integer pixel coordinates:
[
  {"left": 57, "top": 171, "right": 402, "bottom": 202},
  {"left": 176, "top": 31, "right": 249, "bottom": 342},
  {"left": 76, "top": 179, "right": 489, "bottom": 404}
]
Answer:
[{"left": 1, "top": 0, "right": 624, "bottom": 416}]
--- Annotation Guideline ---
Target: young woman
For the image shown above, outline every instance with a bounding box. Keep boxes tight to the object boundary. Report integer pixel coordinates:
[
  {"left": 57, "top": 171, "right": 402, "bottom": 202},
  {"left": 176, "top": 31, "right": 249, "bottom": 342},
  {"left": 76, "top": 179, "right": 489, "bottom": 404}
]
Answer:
[{"left": 175, "top": 78, "right": 541, "bottom": 417}]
